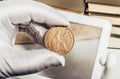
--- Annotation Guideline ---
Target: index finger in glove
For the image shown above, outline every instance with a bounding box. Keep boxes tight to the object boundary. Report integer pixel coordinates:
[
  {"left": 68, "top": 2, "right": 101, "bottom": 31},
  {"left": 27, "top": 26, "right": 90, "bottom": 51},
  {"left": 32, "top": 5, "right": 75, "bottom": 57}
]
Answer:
[{"left": 0, "top": 0, "right": 69, "bottom": 26}]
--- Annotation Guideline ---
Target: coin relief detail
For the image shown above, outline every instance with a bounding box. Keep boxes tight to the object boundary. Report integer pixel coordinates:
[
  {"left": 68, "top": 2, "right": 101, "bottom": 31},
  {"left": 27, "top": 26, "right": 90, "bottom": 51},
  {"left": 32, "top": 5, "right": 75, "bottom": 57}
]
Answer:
[{"left": 44, "top": 27, "right": 74, "bottom": 55}]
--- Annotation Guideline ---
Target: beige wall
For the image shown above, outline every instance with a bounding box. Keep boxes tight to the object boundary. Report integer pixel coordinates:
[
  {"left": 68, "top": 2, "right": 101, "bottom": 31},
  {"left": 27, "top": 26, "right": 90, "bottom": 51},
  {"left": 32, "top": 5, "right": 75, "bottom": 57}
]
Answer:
[{"left": 36, "top": 0, "right": 85, "bottom": 13}]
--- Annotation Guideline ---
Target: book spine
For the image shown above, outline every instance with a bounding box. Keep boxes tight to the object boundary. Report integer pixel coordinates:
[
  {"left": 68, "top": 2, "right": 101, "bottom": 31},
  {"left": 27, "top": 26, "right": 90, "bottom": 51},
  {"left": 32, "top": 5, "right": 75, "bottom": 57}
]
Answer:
[{"left": 87, "top": 0, "right": 120, "bottom": 6}]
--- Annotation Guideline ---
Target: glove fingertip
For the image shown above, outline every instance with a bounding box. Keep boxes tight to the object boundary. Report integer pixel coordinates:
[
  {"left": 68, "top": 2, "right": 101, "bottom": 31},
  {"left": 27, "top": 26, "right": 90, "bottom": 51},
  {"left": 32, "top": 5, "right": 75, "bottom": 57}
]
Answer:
[{"left": 52, "top": 53, "right": 65, "bottom": 67}]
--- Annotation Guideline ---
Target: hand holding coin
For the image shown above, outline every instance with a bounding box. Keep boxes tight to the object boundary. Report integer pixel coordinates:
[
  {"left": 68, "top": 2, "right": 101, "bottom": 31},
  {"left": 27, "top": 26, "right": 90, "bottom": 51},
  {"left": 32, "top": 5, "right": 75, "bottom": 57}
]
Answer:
[{"left": 44, "top": 26, "right": 74, "bottom": 55}]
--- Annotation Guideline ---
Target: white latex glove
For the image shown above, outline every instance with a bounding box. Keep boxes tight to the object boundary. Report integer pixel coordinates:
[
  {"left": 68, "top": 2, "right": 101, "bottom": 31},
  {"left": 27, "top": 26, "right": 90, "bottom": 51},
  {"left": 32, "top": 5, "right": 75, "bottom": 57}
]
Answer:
[
  {"left": 0, "top": 0, "right": 69, "bottom": 78},
  {"left": 101, "top": 51, "right": 120, "bottom": 79}
]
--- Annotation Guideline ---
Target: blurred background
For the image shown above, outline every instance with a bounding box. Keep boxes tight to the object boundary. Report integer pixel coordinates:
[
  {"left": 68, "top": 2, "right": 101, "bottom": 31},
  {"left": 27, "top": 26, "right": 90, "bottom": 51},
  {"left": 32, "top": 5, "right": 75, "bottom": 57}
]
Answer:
[{"left": 0, "top": 0, "right": 119, "bottom": 79}]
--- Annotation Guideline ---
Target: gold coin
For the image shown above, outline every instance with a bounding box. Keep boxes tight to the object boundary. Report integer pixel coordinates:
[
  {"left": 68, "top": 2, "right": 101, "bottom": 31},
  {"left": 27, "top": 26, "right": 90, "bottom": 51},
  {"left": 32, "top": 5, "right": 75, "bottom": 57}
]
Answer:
[{"left": 44, "top": 27, "right": 74, "bottom": 55}]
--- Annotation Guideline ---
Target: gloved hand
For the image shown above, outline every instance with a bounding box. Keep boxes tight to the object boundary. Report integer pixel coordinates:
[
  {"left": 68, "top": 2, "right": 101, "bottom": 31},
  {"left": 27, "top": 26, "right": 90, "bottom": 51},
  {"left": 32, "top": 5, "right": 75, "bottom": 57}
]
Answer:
[{"left": 0, "top": 0, "right": 69, "bottom": 78}]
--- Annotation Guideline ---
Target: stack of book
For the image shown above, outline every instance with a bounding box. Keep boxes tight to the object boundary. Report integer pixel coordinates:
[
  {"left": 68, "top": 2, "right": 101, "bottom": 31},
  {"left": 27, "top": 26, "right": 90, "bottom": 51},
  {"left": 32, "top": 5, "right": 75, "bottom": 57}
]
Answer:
[
  {"left": 86, "top": 0, "right": 120, "bottom": 26},
  {"left": 86, "top": 0, "right": 120, "bottom": 48}
]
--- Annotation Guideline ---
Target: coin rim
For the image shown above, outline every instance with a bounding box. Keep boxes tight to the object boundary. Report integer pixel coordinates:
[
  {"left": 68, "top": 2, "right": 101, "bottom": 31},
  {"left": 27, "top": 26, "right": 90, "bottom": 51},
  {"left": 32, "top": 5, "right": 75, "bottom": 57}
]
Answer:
[{"left": 44, "top": 27, "right": 74, "bottom": 55}]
